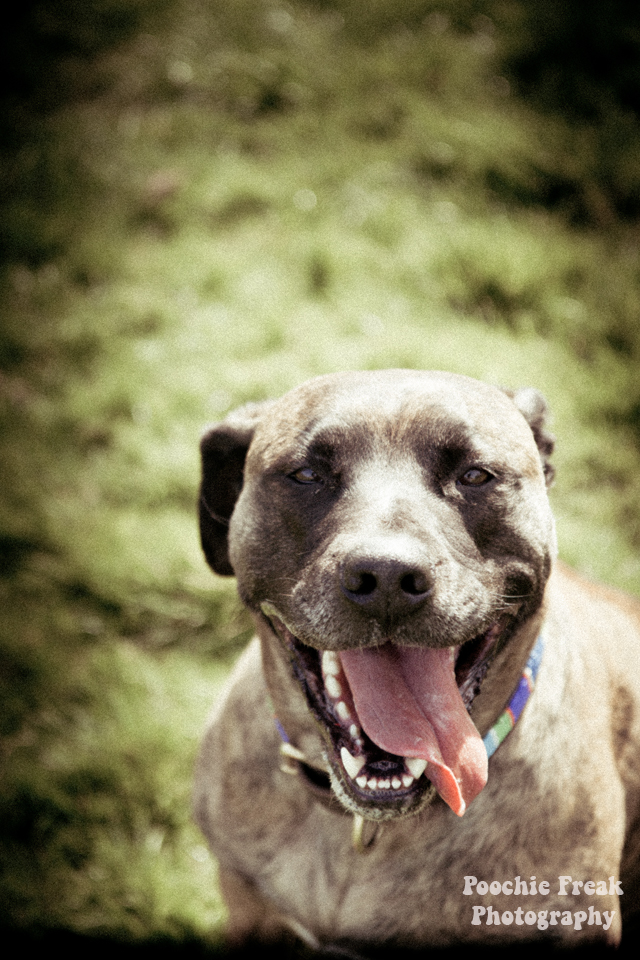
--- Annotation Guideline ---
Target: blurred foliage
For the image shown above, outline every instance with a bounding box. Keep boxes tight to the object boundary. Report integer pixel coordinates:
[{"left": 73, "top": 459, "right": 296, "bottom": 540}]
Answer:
[
  {"left": 498, "top": 0, "right": 640, "bottom": 121},
  {"left": 495, "top": 0, "right": 640, "bottom": 223},
  {"left": 1, "top": 0, "right": 639, "bottom": 950}
]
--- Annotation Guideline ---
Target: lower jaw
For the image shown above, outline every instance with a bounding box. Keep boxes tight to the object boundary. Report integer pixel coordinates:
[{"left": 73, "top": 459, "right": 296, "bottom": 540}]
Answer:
[{"left": 329, "top": 760, "right": 438, "bottom": 822}]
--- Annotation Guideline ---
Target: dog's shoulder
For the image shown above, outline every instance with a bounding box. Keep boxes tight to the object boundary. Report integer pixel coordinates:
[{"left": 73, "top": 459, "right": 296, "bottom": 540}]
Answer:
[
  {"left": 546, "top": 561, "right": 640, "bottom": 724},
  {"left": 193, "top": 640, "right": 270, "bottom": 843},
  {"left": 556, "top": 560, "right": 640, "bottom": 624},
  {"left": 547, "top": 561, "right": 640, "bottom": 791},
  {"left": 550, "top": 560, "right": 640, "bottom": 661},
  {"left": 193, "top": 638, "right": 313, "bottom": 869}
]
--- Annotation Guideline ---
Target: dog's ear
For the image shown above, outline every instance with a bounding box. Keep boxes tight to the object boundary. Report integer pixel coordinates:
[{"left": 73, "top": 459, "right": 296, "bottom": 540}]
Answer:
[
  {"left": 502, "top": 387, "right": 556, "bottom": 487},
  {"left": 199, "top": 401, "right": 272, "bottom": 576}
]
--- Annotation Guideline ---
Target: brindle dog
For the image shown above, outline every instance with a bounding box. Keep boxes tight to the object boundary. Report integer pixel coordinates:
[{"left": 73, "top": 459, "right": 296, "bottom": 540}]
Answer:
[{"left": 193, "top": 370, "right": 640, "bottom": 953}]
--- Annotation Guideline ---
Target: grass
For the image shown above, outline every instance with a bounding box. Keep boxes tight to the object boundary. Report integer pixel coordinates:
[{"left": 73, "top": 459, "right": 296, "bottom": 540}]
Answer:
[{"left": 1, "top": 0, "right": 639, "bottom": 948}]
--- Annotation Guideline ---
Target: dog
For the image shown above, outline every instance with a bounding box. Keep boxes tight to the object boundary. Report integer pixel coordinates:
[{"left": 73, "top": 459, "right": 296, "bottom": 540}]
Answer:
[{"left": 193, "top": 369, "right": 640, "bottom": 953}]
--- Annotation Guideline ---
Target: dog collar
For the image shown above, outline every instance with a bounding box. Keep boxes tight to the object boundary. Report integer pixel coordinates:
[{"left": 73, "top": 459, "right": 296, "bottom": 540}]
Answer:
[{"left": 482, "top": 631, "right": 545, "bottom": 758}]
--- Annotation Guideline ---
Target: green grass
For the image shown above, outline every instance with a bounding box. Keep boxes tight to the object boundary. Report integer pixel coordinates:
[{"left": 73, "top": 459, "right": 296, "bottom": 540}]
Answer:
[{"left": 1, "top": 0, "right": 639, "bottom": 947}]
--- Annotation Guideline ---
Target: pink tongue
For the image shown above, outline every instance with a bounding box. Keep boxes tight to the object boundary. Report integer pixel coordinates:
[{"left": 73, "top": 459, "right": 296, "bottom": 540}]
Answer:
[{"left": 339, "top": 643, "right": 488, "bottom": 816}]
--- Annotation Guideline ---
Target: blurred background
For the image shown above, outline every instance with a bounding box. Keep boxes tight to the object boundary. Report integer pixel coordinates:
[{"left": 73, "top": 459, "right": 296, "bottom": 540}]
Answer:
[{"left": 1, "top": 0, "right": 639, "bottom": 954}]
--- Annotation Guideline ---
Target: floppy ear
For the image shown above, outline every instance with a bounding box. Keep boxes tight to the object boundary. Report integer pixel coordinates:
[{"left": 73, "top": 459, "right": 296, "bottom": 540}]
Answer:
[
  {"left": 199, "top": 401, "right": 272, "bottom": 576},
  {"left": 502, "top": 387, "right": 556, "bottom": 487}
]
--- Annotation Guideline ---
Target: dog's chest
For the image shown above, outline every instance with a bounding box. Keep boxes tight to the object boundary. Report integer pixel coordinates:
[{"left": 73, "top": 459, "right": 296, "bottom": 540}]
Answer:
[
  {"left": 246, "top": 772, "right": 622, "bottom": 947},
  {"left": 258, "top": 800, "right": 473, "bottom": 942}
]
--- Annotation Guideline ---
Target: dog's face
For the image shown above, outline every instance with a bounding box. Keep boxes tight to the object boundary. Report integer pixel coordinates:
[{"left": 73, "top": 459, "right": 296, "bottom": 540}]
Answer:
[{"left": 199, "top": 370, "right": 556, "bottom": 822}]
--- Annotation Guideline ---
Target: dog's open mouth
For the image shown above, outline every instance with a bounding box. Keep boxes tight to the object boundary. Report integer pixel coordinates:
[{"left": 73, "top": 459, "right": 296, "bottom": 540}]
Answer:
[{"left": 262, "top": 604, "right": 512, "bottom": 820}]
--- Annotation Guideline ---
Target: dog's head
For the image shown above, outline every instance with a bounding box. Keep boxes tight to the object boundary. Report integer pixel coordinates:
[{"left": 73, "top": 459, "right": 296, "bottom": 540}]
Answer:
[{"left": 199, "top": 370, "right": 556, "bottom": 821}]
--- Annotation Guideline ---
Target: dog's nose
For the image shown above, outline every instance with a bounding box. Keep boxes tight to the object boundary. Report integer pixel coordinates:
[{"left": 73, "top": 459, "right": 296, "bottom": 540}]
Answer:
[{"left": 340, "top": 552, "right": 433, "bottom": 620}]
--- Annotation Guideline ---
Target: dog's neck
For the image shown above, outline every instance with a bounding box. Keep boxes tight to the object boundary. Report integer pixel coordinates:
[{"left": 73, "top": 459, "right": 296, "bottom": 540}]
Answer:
[
  {"left": 480, "top": 629, "right": 544, "bottom": 757},
  {"left": 469, "top": 604, "right": 547, "bottom": 735}
]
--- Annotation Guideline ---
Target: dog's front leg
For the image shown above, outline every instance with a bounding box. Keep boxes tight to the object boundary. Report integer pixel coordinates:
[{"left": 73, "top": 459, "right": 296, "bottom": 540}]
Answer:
[{"left": 218, "top": 864, "right": 294, "bottom": 946}]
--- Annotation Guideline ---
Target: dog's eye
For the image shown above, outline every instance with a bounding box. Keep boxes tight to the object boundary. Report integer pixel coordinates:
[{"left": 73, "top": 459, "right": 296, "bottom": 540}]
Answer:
[
  {"left": 290, "top": 466, "right": 321, "bottom": 485},
  {"left": 458, "top": 468, "right": 493, "bottom": 487}
]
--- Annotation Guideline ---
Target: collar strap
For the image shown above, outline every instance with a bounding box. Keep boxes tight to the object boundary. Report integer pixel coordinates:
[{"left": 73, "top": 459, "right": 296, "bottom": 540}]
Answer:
[{"left": 483, "top": 631, "right": 544, "bottom": 759}]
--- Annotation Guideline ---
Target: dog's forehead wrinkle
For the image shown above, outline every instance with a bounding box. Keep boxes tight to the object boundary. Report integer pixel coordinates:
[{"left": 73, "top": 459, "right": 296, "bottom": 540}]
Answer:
[{"left": 252, "top": 381, "right": 539, "bottom": 483}]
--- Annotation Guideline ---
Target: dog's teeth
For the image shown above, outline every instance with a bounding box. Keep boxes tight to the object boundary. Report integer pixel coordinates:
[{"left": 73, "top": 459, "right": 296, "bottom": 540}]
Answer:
[
  {"left": 336, "top": 700, "right": 351, "bottom": 721},
  {"left": 340, "top": 747, "right": 365, "bottom": 779},
  {"left": 321, "top": 650, "right": 340, "bottom": 676},
  {"left": 325, "top": 675, "right": 342, "bottom": 699},
  {"left": 405, "top": 758, "right": 427, "bottom": 779},
  {"left": 350, "top": 725, "right": 360, "bottom": 740},
  {"left": 354, "top": 772, "right": 406, "bottom": 791}
]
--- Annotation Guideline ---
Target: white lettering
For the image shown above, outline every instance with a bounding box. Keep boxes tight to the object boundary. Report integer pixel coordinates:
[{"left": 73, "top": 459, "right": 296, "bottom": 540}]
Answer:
[
  {"left": 463, "top": 876, "right": 477, "bottom": 895},
  {"left": 469, "top": 906, "right": 614, "bottom": 930},
  {"left": 471, "top": 906, "right": 486, "bottom": 925},
  {"left": 558, "top": 876, "right": 572, "bottom": 895},
  {"left": 486, "top": 906, "right": 500, "bottom": 925},
  {"left": 574, "top": 910, "right": 588, "bottom": 930}
]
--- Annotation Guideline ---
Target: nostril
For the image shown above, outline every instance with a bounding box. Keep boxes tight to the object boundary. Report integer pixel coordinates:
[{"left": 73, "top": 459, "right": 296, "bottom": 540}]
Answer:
[
  {"left": 341, "top": 554, "right": 433, "bottom": 610},
  {"left": 400, "top": 571, "right": 430, "bottom": 596},
  {"left": 343, "top": 570, "right": 377, "bottom": 596}
]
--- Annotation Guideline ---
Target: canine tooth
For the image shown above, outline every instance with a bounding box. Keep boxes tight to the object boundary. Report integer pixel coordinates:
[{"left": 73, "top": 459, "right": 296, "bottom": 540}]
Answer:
[
  {"left": 405, "top": 758, "right": 427, "bottom": 779},
  {"left": 321, "top": 650, "right": 340, "bottom": 676},
  {"left": 367, "top": 778, "right": 378, "bottom": 789},
  {"left": 325, "top": 675, "right": 342, "bottom": 699},
  {"left": 349, "top": 725, "right": 360, "bottom": 739},
  {"left": 336, "top": 700, "right": 351, "bottom": 721},
  {"left": 402, "top": 774, "right": 414, "bottom": 788},
  {"left": 356, "top": 775, "right": 368, "bottom": 788},
  {"left": 391, "top": 777, "right": 402, "bottom": 789},
  {"left": 340, "top": 747, "right": 365, "bottom": 779}
]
